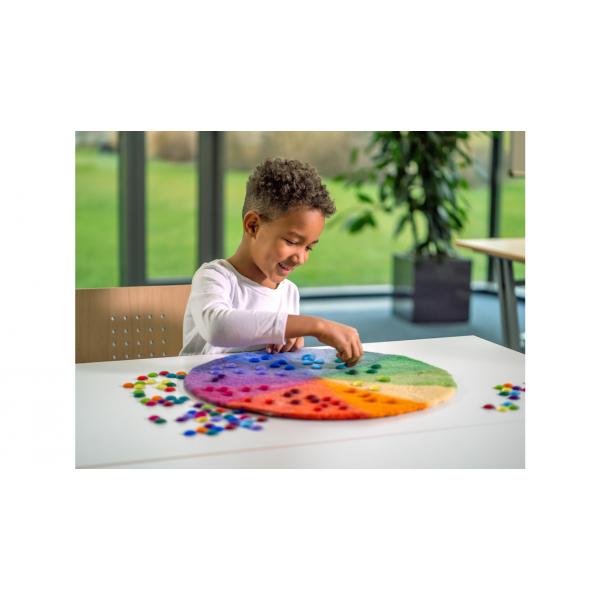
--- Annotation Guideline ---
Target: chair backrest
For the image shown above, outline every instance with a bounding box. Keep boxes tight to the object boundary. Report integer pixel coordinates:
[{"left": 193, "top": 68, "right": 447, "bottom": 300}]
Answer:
[{"left": 76, "top": 284, "right": 191, "bottom": 363}]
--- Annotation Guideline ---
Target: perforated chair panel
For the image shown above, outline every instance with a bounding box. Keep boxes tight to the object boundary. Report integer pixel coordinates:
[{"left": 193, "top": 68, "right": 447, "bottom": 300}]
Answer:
[{"left": 76, "top": 285, "right": 191, "bottom": 363}]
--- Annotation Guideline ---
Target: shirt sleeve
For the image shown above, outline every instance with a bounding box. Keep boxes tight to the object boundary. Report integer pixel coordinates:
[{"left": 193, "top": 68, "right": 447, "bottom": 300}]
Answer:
[{"left": 188, "top": 267, "right": 288, "bottom": 348}]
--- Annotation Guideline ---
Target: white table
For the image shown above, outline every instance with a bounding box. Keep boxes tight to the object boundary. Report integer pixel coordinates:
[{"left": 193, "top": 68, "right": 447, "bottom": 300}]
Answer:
[{"left": 76, "top": 336, "right": 525, "bottom": 468}]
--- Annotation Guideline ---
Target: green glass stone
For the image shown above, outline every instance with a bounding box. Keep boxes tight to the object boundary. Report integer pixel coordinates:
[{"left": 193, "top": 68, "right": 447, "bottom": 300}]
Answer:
[
  {"left": 509, "top": 405, "right": 520, "bottom": 410},
  {"left": 377, "top": 376, "right": 391, "bottom": 382},
  {"left": 346, "top": 369, "right": 358, "bottom": 375},
  {"left": 494, "top": 385, "right": 503, "bottom": 390},
  {"left": 140, "top": 398, "right": 149, "bottom": 404},
  {"left": 366, "top": 369, "right": 377, "bottom": 374},
  {"left": 371, "top": 364, "right": 381, "bottom": 369},
  {"left": 155, "top": 418, "right": 167, "bottom": 424},
  {"left": 133, "top": 391, "right": 145, "bottom": 397},
  {"left": 499, "top": 391, "right": 510, "bottom": 396},
  {"left": 148, "top": 372, "right": 158, "bottom": 377}
]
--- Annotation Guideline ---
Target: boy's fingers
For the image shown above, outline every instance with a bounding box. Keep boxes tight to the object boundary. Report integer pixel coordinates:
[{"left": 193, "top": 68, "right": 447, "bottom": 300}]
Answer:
[{"left": 282, "top": 338, "right": 296, "bottom": 352}]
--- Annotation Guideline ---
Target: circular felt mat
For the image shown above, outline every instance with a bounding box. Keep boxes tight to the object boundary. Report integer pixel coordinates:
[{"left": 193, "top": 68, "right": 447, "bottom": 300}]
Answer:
[{"left": 184, "top": 348, "right": 456, "bottom": 420}]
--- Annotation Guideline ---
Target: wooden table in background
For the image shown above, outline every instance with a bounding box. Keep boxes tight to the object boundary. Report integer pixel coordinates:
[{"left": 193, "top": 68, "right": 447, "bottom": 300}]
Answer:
[{"left": 455, "top": 238, "right": 525, "bottom": 351}]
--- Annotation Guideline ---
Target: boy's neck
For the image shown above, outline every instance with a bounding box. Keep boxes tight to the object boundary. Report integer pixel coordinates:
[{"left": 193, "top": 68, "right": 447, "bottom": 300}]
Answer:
[{"left": 226, "top": 249, "right": 278, "bottom": 289}]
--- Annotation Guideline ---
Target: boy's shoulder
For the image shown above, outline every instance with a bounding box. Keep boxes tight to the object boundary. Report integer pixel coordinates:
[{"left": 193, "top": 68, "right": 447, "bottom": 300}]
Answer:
[{"left": 192, "top": 259, "right": 232, "bottom": 284}]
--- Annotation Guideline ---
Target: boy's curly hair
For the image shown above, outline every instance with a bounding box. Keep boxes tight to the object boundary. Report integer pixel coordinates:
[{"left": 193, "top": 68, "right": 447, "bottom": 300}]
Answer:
[{"left": 243, "top": 158, "right": 336, "bottom": 221}]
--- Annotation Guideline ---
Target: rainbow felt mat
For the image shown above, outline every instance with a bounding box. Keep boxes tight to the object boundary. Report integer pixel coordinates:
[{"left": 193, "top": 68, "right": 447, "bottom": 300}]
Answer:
[{"left": 184, "top": 348, "right": 456, "bottom": 420}]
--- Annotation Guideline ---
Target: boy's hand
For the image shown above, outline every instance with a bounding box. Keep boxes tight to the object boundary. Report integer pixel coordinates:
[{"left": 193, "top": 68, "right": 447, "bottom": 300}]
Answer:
[
  {"left": 266, "top": 337, "right": 305, "bottom": 354},
  {"left": 314, "top": 319, "right": 363, "bottom": 367}
]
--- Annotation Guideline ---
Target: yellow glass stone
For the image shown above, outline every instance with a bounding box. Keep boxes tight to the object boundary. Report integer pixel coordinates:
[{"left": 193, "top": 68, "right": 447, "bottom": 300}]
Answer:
[
  {"left": 368, "top": 385, "right": 380, "bottom": 391},
  {"left": 157, "top": 384, "right": 167, "bottom": 390},
  {"left": 351, "top": 381, "right": 364, "bottom": 387},
  {"left": 146, "top": 379, "right": 156, "bottom": 384},
  {"left": 497, "top": 406, "right": 509, "bottom": 412}
]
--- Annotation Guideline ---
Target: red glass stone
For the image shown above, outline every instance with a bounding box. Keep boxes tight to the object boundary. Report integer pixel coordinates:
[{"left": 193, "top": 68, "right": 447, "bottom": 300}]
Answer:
[{"left": 482, "top": 404, "right": 495, "bottom": 410}]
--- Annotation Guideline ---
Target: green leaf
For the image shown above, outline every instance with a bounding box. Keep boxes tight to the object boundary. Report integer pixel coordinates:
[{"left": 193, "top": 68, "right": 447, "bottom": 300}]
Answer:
[
  {"left": 393, "top": 214, "right": 411, "bottom": 238},
  {"left": 344, "top": 211, "right": 376, "bottom": 234},
  {"left": 357, "top": 192, "right": 374, "bottom": 204}
]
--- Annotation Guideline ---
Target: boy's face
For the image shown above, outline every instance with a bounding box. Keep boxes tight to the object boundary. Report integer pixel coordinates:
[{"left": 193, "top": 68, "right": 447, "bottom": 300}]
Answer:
[{"left": 247, "top": 207, "right": 325, "bottom": 286}]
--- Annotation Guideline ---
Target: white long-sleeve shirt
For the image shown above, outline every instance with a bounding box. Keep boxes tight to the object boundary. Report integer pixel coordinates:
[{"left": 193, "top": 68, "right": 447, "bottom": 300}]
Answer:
[{"left": 180, "top": 258, "right": 300, "bottom": 356}]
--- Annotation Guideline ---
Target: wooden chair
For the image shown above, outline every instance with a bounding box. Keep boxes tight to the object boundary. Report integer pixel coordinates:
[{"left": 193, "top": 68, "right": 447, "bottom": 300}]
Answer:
[{"left": 76, "top": 285, "right": 191, "bottom": 363}]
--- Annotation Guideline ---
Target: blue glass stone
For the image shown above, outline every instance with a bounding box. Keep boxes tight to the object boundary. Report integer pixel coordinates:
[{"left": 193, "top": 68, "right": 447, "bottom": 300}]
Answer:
[
  {"left": 314, "top": 358, "right": 324, "bottom": 364},
  {"left": 249, "top": 357, "right": 260, "bottom": 363},
  {"left": 336, "top": 364, "right": 346, "bottom": 370},
  {"left": 311, "top": 364, "right": 322, "bottom": 370},
  {"left": 269, "top": 363, "right": 281, "bottom": 368},
  {"left": 284, "top": 365, "right": 295, "bottom": 370},
  {"left": 183, "top": 430, "right": 196, "bottom": 436}
]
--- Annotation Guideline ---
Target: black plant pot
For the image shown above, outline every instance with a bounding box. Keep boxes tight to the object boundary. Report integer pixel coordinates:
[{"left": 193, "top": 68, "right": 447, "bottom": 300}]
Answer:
[{"left": 393, "top": 253, "right": 472, "bottom": 322}]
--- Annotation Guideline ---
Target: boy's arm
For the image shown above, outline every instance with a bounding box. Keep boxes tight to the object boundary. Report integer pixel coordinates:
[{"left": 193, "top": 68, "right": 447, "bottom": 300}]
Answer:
[{"left": 189, "top": 270, "right": 287, "bottom": 347}]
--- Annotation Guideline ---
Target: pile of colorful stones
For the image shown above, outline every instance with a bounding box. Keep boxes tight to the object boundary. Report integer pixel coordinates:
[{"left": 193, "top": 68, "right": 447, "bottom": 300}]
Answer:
[
  {"left": 122, "top": 369, "right": 267, "bottom": 437},
  {"left": 482, "top": 382, "right": 525, "bottom": 412}
]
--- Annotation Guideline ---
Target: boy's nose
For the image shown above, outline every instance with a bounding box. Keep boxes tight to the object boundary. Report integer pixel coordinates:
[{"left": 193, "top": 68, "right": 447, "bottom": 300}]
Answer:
[{"left": 293, "top": 250, "right": 307, "bottom": 265}]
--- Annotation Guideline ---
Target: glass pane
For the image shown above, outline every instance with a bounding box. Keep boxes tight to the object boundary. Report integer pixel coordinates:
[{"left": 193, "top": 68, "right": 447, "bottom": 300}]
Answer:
[
  {"left": 225, "top": 131, "right": 497, "bottom": 287},
  {"left": 225, "top": 131, "right": 396, "bottom": 287},
  {"left": 500, "top": 132, "right": 525, "bottom": 281},
  {"left": 75, "top": 131, "right": 119, "bottom": 288},
  {"left": 454, "top": 131, "right": 494, "bottom": 283},
  {"left": 146, "top": 131, "right": 197, "bottom": 280}
]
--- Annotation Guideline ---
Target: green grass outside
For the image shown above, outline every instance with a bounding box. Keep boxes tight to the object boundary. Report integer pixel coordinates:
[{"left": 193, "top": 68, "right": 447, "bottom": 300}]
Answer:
[{"left": 76, "top": 147, "right": 525, "bottom": 289}]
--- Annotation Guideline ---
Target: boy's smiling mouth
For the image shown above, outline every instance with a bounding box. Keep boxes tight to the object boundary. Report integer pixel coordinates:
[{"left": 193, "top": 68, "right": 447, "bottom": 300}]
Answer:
[{"left": 277, "top": 262, "right": 294, "bottom": 274}]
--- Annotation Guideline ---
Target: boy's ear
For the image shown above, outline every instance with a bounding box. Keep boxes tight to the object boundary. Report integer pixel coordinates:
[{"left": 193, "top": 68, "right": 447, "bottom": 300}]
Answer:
[{"left": 244, "top": 211, "right": 260, "bottom": 236}]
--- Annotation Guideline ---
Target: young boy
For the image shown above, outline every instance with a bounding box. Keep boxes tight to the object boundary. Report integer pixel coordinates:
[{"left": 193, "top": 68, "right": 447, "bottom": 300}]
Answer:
[{"left": 180, "top": 157, "right": 363, "bottom": 366}]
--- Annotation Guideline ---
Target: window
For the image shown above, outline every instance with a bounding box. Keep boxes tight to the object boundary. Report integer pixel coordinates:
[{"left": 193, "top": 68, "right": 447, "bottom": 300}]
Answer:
[
  {"left": 145, "top": 132, "right": 197, "bottom": 281},
  {"left": 75, "top": 132, "right": 119, "bottom": 288}
]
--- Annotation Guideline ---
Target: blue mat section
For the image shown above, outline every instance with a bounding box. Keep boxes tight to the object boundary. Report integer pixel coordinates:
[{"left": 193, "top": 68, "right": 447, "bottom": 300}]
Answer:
[{"left": 300, "top": 293, "right": 525, "bottom": 351}]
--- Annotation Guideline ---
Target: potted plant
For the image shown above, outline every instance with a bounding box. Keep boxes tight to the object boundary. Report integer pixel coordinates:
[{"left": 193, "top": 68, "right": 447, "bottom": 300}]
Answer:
[{"left": 335, "top": 131, "right": 474, "bottom": 322}]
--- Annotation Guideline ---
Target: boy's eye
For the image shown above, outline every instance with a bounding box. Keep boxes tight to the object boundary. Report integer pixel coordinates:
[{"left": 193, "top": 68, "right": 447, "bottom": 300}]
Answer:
[{"left": 284, "top": 239, "right": 314, "bottom": 252}]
